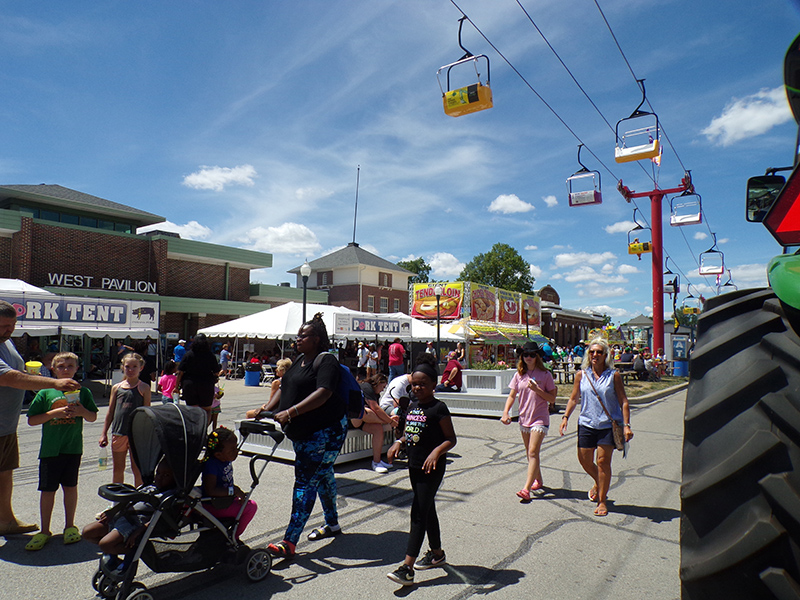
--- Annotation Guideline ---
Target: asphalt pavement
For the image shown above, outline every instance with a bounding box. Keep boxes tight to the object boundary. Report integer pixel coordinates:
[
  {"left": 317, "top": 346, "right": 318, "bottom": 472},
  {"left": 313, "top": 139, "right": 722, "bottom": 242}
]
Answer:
[{"left": 1, "top": 377, "right": 684, "bottom": 600}]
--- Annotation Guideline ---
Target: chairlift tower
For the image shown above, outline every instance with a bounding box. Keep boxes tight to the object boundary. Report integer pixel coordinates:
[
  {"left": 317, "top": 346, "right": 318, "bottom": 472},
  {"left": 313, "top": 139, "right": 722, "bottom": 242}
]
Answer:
[{"left": 617, "top": 172, "right": 693, "bottom": 354}]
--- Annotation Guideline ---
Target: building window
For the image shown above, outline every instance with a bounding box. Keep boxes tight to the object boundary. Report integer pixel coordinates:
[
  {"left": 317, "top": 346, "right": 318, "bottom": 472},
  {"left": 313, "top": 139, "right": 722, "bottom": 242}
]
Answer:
[
  {"left": 322, "top": 272, "right": 328, "bottom": 285},
  {"left": 115, "top": 223, "right": 132, "bottom": 233},
  {"left": 40, "top": 209, "right": 59, "bottom": 222},
  {"left": 367, "top": 295, "right": 375, "bottom": 312},
  {"left": 380, "top": 297, "right": 388, "bottom": 313},
  {"left": 393, "top": 298, "right": 400, "bottom": 312},
  {"left": 61, "top": 213, "right": 80, "bottom": 225},
  {"left": 80, "top": 216, "right": 97, "bottom": 228},
  {"left": 379, "top": 272, "right": 392, "bottom": 287}
]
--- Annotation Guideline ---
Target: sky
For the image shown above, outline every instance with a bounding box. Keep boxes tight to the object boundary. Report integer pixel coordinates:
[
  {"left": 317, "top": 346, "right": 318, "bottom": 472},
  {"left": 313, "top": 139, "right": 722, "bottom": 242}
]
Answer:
[{"left": 2, "top": 0, "right": 800, "bottom": 324}]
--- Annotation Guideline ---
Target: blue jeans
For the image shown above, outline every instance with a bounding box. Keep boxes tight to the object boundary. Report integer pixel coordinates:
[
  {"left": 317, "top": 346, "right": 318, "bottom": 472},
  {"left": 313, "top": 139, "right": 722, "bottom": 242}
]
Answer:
[
  {"left": 389, "top": 364, "right": 404, "bottom": 382},
  {"left": 284, "top": 415, "right": 348, "bottom": 545}
]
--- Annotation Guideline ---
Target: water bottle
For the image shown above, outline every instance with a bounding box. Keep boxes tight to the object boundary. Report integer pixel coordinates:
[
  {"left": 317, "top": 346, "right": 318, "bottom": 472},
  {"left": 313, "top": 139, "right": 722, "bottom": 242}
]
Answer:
[{"left": 98, "top": 445, "right": 108, "bottom": 470}]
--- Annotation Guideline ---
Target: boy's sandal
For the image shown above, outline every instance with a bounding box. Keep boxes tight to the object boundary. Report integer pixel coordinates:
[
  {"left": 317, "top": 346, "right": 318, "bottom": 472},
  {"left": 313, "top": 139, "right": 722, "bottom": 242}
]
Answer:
[
  {"left": 63, "top": 526, "right": 81, "bottom": 544},
  {"left": 267, "top": 540, "right": 296, "bottom": 557},
  {"left": 25, "top": 532, "right": 52, "bottom": 551},
  {"left": 308, "top": 525, "right": 341, "bottom": 541}
]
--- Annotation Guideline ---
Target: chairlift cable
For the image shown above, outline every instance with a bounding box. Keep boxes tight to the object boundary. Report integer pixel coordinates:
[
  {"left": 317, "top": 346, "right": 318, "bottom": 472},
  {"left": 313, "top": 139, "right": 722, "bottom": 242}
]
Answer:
[
  {"left": 513, "top": 0, "right": 657, "bottom": 186},
  {"left": 591, "top": 0, "right": 689, "bottom": 174},
  {"left": 451, "top": 1, "right": 724, "bottom": 300},
  {"left": 448, "top": 0, "right": 621, "bottom": 184}
]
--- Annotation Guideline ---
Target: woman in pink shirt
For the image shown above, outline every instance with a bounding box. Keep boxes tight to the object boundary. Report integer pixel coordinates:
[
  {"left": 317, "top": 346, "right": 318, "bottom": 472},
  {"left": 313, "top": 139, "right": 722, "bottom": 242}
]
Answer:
[{"left": 501, "top": 342, "right": 557, "bottom": 500}]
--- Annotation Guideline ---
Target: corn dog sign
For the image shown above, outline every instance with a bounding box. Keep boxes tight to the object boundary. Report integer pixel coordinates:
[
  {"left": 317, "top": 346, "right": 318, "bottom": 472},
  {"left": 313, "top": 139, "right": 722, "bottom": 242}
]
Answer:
[{"left": 411, "top": 283, "right": 463, "bottom": 319}]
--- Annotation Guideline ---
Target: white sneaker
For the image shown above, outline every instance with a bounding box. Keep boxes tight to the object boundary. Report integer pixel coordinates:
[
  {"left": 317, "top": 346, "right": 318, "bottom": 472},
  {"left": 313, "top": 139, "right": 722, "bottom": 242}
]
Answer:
[
  {"left": 372, "top": 461, "right": 388, "bottom": 473},
  {"left": 378, "top": 460, "right": 393, "bottom": 470}
]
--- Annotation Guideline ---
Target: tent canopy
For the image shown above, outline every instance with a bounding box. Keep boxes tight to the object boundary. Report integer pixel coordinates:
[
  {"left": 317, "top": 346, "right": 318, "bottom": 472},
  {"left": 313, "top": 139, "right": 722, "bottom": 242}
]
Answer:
[{"left": 199, "top": 302, "right": 463, "bottom": 342}]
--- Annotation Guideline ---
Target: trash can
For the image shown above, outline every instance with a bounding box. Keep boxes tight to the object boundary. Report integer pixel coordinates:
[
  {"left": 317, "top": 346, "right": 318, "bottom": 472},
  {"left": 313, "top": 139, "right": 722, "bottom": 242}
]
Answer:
[
  {"left": 672, "top": 359, "right": 688, "bottom": 377},
  {"left": 244, "top": 365, "right": 261, "bottom": 387}
]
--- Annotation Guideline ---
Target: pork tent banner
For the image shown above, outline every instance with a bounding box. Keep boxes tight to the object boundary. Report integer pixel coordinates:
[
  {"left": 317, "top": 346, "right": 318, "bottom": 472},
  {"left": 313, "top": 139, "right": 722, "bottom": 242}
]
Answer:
[{"left": 0, "top": 279, "right": 159, "bottom": 338}]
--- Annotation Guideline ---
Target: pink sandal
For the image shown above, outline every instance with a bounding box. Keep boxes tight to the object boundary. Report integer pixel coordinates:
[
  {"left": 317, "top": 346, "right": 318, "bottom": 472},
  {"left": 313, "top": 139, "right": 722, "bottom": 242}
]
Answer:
[{"left": 516, "top": 489, "right": 531, "bottom": 501}]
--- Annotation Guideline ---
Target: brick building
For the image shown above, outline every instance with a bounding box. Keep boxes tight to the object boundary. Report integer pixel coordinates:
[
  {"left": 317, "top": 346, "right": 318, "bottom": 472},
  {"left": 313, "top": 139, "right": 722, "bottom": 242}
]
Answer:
[
  {"left": 288, "top": 243, "right": 412, "bottom": 314},
  {"left": 537, "top": 284, "right": 604, "bottom": 347},
  {"left": 0, "top": 184, "right": 325, "bottom": 339}
]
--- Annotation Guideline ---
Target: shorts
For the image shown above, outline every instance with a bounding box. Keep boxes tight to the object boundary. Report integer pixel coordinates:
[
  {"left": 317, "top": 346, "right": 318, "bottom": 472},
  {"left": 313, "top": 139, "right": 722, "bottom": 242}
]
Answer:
[
  {"left": 112, "top": 434, "right": 130, "bottom": 453},
  {"left": 0, "top": 433, "right": 20, "bottom": 472},
  {"left": 577, "top": 424, "right": 615, "bottom": 449},
  {"left": 520, "top": 424, "right": 548, "bottom": 436},
  {"left": 181, "top": 380, "right": 215, "bottom": 408},
  {"left": 110, "top": 514, "right": 147, "bottom": 542},
  {"left": 38, "top": 454, "right": 81, "bottom": 491},
  {"left": 211, "top": 404, "right": 221, "bottom": 415}
]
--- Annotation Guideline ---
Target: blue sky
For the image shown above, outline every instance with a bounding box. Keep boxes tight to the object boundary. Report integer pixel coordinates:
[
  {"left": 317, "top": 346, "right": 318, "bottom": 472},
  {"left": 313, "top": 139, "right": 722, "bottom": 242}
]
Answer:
[{"left": 2, "top": 0, "right": 799, "bottom": 324}]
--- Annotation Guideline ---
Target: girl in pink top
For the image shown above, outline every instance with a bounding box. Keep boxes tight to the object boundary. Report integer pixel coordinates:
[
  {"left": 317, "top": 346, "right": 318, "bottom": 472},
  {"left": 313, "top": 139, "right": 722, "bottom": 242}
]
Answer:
[
  {"left": 501, "top": 342, "right": 557, "bottom": 500},
  {"left": 157, "top": 361, "right": 179, "bottom": 404}
]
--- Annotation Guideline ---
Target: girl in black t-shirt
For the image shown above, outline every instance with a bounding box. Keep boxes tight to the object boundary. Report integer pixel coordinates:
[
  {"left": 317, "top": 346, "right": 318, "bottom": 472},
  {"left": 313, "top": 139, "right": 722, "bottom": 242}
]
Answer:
[{"left": 386, "top": 359, "right": 457, "bottom": 587}]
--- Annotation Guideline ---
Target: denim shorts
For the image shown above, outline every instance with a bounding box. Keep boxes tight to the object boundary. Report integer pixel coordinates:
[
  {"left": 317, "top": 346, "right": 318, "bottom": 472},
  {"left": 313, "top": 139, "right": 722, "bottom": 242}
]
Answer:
[{"left": 111, "top": 514, "right": 147, "bottom": 542}]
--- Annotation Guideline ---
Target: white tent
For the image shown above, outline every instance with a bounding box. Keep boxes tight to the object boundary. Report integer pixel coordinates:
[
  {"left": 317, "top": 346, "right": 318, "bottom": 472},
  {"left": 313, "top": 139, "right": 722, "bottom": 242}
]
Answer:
[{"left": 198, "top": 302, "right": 463, "bottom": 342}]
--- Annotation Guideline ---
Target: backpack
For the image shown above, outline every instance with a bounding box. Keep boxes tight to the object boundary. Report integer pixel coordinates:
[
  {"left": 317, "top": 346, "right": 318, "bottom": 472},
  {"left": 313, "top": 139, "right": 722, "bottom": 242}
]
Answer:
[{"left": 313, "top": 353, "right": 365, "bottom": 420}]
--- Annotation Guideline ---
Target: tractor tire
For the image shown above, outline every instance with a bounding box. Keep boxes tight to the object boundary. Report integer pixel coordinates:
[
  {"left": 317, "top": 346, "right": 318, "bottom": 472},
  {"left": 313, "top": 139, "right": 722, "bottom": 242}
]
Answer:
[{"left": 681, "top": 287, "right": 800, "bottom": 599}]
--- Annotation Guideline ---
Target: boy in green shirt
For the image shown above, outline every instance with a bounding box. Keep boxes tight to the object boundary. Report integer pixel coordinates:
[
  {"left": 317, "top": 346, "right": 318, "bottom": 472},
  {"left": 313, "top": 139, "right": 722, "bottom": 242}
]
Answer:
[{"left": 25, "top": 352, "right": 98, "bottom": 551}]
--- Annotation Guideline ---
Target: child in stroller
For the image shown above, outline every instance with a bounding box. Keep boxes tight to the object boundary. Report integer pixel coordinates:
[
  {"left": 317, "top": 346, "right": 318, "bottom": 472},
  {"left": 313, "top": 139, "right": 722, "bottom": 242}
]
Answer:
[{"left": 86, "top": 403, "right": 284, "bottom": 600}]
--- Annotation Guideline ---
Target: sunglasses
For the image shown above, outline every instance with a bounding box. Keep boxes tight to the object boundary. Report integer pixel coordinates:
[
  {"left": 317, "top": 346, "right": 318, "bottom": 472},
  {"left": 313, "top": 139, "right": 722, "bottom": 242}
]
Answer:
[
  {"left": 589, "top": 350, "right": 605, "bottom": 355},
  {"left": 522, "top": 352, "right": 539, "bottom": 358}
]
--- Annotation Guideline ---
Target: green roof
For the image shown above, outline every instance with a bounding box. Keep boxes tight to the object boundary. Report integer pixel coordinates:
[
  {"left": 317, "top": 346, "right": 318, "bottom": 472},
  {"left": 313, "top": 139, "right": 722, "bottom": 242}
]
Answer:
[{"left": 0, "top": 184, "right": 164, "bottom": 227}]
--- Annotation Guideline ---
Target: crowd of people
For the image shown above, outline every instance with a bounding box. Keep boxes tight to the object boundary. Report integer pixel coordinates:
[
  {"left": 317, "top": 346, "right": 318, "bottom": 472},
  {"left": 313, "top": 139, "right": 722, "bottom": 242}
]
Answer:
[{"left": 0, "top": 298, "right": 638, "bottom": 588}]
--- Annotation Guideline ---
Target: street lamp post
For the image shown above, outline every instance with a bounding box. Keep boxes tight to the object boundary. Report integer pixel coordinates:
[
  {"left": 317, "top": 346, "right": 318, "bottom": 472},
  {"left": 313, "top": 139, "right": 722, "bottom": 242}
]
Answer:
[
  {"left": 434, "top": 283, "right": 443, "bottom": 365},
  {"left": 300, "top": 260, "right": 311, "bottom": 325}
]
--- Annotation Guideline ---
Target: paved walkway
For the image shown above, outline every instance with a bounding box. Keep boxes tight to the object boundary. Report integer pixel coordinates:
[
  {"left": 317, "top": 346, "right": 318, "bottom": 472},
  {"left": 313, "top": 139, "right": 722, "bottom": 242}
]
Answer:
[{"left": 1, "top": 377, "right": 683, "bottom": 599}]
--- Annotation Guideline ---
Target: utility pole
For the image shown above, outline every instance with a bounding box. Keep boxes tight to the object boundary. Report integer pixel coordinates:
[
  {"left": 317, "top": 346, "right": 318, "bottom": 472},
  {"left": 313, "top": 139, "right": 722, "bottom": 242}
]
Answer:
[{"left": 617, "top": 173, "right": 693, "bottom": 355}]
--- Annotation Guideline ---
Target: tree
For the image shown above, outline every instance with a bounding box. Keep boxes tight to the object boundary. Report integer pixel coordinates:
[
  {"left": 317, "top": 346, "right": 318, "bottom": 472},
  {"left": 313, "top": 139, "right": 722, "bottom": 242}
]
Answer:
[
  {"left": 458, "top": 243, "right": 535, "bottom": 293},
  {"left": 397, "top": 257, "right": 431, "bottom": 284}
]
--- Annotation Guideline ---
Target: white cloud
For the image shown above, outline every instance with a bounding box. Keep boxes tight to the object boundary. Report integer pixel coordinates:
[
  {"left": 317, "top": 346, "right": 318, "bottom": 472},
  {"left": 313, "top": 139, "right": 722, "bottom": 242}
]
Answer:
[
  {"left": 488, "top": 194, "right": 534, "bottom": 214},
  {"left": 137, "top": 220, "right": 212, "bottom": 240},
  {"left": 242, "top": 222, "right": 321, "bottom": 255},
  {"left": 295, "top": 187, "right": 334, "bottom": 201},
  {"left": 576, "top": 282, "right": 628, "bottom": 298},
  {"left": 529, "top": 264, "right": 543, "bottom": 280},
  {"left": 562, "top": 266, "right": 627, "bottom": 284},
  {"left": 600, "top": 263, "right": 614, "bottom": 274},
  {"left": 694, "top": 231, "right": 708, "bottom": 240},
  {"left": 429, "top": 252, "right": 465, "bottom": 278},
  {"left": 618, "top": 264, "right": 640, "bottom": 274},
  {"left": 731, "top": 263, "right": 767, "bottom": 285},
  {"left": 605, "top": 221, "right": 636, "bottom": 234},
  {"left": 581, "top": 305, "right": 633, "bottom": 320},
  {"left": 554, "top": 251, "right": 616, "bottom": 268},
  {"left": 182, "top": 164, "right": 257, "bottom": 191},
  {"left": 542, "top": 195, "right": 558, "bottom": 208},
  {"left": 525, "top": 245, "right": 538, "bottom": 251},
  {"left": 702, "top": 87, "right": 793, "bottom": 146},
  {"left": 718, "top": 237, "right": 729, "bottom": 244}
]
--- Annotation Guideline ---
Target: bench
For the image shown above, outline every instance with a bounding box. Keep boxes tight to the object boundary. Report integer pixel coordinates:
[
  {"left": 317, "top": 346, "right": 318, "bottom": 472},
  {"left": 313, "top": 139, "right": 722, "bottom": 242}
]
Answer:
[{"left": 234, "top": 419, "right": 394, "bottom": 464}]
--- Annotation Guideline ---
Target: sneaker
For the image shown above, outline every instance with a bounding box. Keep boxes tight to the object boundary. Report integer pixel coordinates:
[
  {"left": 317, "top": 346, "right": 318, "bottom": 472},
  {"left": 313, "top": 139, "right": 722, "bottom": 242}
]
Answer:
[
  {"left": 387, "top": 563, "right": 415, "bottom": 586},
  {"left": 414, "top": 549, "right": 447, "bottom": 570},
  {"left": 372, "top": 461, "right": 389, "bottom": 473},
  {"left": 378, "top": 460, "right": 393, "bottom": 470}
]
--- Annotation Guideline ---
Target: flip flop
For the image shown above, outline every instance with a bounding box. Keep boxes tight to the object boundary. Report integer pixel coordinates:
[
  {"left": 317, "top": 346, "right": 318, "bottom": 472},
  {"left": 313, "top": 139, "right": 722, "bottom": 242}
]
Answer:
[
  {"left": 593, "top": 505, "right": 608, "bottom": 517},
  {"left": 25, "top": 532, "right": 52, "bottom": 551},
  {"left": 63, "top": 526, "right": 81, "bottom": 545},
  {"left": 588, "top": 488, "right": 598, "bottom": 502}
]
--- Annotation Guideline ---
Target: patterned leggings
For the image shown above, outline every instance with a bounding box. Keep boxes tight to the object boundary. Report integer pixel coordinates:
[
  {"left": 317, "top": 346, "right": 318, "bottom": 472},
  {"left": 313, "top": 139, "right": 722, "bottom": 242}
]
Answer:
[{"left": 284, "top": 416, "right": 348, "bottom": 545}]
